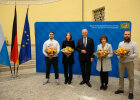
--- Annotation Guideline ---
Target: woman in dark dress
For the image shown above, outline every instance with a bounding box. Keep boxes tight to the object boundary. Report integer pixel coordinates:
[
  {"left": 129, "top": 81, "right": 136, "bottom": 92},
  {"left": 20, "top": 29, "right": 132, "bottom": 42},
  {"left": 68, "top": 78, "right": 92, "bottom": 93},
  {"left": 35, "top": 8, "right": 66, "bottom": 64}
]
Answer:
[{"left": 62, "top": 32, "right": 75, "bottom": 84}]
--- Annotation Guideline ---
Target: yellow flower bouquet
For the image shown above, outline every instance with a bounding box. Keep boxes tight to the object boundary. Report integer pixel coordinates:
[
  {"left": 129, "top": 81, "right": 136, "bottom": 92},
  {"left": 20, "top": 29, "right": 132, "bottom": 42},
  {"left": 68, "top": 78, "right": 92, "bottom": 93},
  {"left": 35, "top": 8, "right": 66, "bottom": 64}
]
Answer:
[
  {"left": 114, "top": 47, "right": 130, "bottom": 57},
  {"left": 45, "top": 48, "right": 56, "bottom": 56},
  {"left": 94, "top": 49, "right": 109, "bottom": 58},
  {"left": 61, "top": 46, "right": 74, "bottom": 54}
]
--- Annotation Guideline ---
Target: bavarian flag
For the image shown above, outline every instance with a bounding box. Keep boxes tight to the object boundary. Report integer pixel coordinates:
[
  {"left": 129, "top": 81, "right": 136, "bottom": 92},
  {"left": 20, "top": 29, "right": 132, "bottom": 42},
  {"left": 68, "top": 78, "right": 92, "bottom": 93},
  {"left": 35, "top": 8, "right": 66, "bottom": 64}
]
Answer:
[
  {"left": 0, "top": 23, "right": 11, "bottom": 66},
  {"left": 19, "top": 9, "right": 31, "bottom": 65},
  {"left": 10, "top": 7, "right": 19, "bottom": 66}
]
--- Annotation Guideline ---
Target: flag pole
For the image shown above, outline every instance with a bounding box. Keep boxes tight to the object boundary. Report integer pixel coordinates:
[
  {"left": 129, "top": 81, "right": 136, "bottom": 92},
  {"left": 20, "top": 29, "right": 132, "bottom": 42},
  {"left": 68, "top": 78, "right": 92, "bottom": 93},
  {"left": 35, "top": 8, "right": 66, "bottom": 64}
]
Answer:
[
  {"left": 10, "top": 65, "right": 14, "bottom": 78},
  {"left": 9, "top": 65, "right": 13, "bottom": 74},
  {"left": 14, "top": 63, "right": 15, "bottom": 75},
  {"left": 16, "top": 65, "right": 19, "bottom": 75},
  {"left": 27, "top": 4, "right": 29, "bottom": 13},
  {"left": 14, "top": 1, "right": 19, "bottom": 77},
  {"left": 14, "top": 1, "right": 16, "bottom": 76},
  {"left": 15, "top": 0, "right": 16, "bottom": 8}
]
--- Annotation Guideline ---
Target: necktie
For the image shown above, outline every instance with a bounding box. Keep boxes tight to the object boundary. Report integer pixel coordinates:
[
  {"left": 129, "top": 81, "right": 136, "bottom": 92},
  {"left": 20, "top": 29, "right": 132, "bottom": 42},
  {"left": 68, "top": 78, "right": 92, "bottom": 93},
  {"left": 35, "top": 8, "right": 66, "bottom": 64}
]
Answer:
[{"left": 83, "top": 38, "right": 86, "bottom": 47}]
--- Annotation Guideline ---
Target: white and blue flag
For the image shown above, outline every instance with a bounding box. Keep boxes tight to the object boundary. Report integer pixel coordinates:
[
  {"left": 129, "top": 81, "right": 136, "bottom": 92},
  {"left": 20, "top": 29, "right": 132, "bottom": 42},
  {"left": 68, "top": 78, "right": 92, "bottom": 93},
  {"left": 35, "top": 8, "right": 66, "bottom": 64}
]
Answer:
[{"left": 0, "top": 23, "right": 11, "bottom": 66}]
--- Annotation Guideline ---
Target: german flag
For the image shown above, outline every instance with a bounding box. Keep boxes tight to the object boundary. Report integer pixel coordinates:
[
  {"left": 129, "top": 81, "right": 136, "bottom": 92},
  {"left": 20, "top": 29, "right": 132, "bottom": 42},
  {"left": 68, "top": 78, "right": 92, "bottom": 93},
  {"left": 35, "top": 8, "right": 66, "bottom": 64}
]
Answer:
[{"left": 10, "top": 7, "right": 19, "bottom": 66}]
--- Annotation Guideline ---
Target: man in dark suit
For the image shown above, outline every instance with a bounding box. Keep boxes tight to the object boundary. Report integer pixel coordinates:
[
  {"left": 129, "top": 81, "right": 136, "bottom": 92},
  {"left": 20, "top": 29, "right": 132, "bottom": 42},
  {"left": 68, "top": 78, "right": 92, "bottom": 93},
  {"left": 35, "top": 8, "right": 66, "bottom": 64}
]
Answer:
[{"left": 76, "top": 29, "right": 94, "bottom": 87}]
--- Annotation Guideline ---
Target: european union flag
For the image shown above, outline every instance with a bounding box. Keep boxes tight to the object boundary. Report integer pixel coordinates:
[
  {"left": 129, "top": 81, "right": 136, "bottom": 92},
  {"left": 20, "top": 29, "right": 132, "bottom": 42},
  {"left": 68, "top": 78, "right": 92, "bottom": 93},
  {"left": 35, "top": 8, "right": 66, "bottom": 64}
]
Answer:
[{"left": 19, "top": 10, "right": 31, "bottom": 65}]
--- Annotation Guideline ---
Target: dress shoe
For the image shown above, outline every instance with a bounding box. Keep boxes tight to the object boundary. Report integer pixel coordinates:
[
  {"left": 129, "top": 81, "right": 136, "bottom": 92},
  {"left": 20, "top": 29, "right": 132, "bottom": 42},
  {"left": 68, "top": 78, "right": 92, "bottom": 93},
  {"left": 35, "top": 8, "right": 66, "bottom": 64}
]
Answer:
[
  {"left": 64, "top": 81, "right": 67, "bottom": 84},
  {"left": 103, "top": 85, "right": 108, "bottom": 90},
  {"left": 128, "top": 93, "right": 134, "bottom": 99},
  {"left": 64, "top": 79, "right": 68, "bottom": 84},
  {"left": 100, "top": 84, "right": 104, "bottom": 90},
  {"left": 80, "top": 81, "right": 85, "bottom": 85},
  {"left": 115, "top": 90, "right": 124, "bottom": 94},
  {"left": 68, "top": 80, "right": 71, "bottom": 84},
  {"left": 86, "top": 82, "right": 92, "bottom": 87}
]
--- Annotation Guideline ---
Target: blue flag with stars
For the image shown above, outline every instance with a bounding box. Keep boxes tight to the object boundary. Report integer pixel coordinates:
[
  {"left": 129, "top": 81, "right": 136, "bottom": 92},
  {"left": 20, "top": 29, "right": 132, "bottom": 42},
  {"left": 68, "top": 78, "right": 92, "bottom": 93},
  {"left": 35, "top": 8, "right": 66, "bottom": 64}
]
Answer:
[{"left": 19, "top": 11, "right": 31, "bottom": 65}]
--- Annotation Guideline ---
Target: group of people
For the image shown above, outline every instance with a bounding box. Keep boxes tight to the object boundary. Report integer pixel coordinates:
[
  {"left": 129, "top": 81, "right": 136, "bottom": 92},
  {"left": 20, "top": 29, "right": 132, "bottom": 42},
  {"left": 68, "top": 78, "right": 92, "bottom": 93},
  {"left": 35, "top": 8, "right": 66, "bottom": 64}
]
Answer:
[{"left": 42, "top": 29, "right": 138, "bottom": 99}]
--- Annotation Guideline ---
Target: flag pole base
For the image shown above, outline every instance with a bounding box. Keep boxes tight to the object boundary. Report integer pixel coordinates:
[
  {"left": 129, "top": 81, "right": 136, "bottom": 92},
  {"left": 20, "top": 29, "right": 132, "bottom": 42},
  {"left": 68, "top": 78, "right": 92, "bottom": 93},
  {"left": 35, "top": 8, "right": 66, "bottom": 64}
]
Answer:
[
  {"left": 16, "top": 74, "right": 19, "bottom": 77},
  {"left": 10, "top": 74, "right": 18, "bottom": 78}
]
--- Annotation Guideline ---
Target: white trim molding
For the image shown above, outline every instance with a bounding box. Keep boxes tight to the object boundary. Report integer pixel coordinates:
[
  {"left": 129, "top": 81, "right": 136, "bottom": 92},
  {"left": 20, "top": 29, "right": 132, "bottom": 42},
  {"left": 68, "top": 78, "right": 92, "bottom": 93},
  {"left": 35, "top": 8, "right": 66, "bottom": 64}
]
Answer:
[{"left": 0, "top": 0, "right": 60, "bottom": 5}]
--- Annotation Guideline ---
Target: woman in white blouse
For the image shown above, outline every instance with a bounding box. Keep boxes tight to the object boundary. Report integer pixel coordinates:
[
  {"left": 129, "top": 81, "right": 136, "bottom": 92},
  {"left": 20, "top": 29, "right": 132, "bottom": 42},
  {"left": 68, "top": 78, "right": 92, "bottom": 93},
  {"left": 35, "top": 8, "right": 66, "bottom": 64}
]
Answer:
[{"left": 96, "top": 36, "right": 113, "bottom": 90}]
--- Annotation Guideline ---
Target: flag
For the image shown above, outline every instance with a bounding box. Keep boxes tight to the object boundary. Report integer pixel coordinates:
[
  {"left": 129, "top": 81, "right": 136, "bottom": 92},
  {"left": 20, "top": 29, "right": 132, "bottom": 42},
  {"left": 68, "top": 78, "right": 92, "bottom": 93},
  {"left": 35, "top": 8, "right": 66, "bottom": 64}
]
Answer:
[
  {"left": 19, "top": 9, "right": 31, "bottom": 65},
  {"left": 0, "top": 23, "right": 11, "bottom": 66},
  {"left": 10, "top": 7, "right": 19, "bottom": 66}
]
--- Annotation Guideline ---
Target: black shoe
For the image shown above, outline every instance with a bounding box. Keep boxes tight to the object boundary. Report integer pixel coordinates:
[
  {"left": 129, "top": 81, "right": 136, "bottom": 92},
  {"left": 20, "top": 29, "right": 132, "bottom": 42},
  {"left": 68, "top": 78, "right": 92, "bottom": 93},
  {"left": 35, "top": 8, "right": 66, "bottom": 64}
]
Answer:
[
  {"left": 68, "top": 80, "right": 71, "bottom": 84},
  {"left": 100, "top": 84, "right": 104, "bottom": 90},
  {"left": 80, "top": 81, "right": 86, "bottom": 85},
  {"left": 64, "top": 79, "right": 68, "bottom": 84},
  {"left": 86, "top": 82, "right": 92, "bottom": 87},
  {"left": 115, "top": 90, "right": 124, "bottom": 94},
  {"left": 128, "top": 93, "right": 133, "bottom": 99},
  {"left": 103, "top": 85, "right": 108, "bottom": 90}
]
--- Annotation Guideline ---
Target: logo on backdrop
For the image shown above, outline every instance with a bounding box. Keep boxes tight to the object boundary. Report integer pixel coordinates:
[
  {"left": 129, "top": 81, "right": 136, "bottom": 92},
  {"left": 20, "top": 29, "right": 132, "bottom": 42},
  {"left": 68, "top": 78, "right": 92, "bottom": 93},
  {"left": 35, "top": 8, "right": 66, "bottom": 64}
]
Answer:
[{"left": 120, "top": 23, "right": 130, "bottom": 29}]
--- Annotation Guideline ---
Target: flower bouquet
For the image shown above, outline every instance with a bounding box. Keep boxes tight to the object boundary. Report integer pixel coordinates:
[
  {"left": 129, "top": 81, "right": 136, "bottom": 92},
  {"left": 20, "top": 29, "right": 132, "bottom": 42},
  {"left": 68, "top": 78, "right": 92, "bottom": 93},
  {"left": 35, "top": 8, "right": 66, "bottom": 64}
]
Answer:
[
  {"left": 94, "top": 49, "right": 109, "bottom": 58},
  {"left": 114, "top": 47, "right": 130, "bottom": 57},
  {"left": 61, "top": 46, "right": 74, "bottom": 54},
  {"left": 45, "top": 48, "right": 56, "bottom": 57},
  {"left": 61, "top": 46, "right": 74, "bottom": 58}
]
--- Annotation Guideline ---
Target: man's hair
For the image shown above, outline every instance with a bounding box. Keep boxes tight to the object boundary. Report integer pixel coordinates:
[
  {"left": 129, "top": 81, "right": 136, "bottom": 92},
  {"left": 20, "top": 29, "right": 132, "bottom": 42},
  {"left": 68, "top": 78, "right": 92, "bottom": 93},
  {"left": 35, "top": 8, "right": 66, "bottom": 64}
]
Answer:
[
  {"left": 49, "top": 31, "right": 54, "bottom": 35},
  {"left": 100, "top": 35, "right": 108, "bottom": 42},
  {"left": 124, "top": 30, "right": 131, "bottom": 34},
  {"left": 82, "top": 29, "right": 88, "bottom": 33}
]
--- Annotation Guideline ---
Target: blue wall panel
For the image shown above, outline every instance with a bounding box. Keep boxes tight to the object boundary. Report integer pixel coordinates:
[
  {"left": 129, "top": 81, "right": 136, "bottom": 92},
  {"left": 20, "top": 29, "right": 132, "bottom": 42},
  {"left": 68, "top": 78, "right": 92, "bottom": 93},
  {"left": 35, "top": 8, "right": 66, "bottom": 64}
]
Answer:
[{"left": 35, "top": 21, "right": 131, "bottom": 77}]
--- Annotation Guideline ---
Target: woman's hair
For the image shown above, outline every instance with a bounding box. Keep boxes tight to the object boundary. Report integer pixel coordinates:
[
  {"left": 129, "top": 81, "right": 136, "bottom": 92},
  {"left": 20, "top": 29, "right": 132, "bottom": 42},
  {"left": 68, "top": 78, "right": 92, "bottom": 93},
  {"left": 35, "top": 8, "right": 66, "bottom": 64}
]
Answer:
[
  {"left": 64, "top": 32, "right": 74, "bottom": 41},
  {"left": 100, "top": 35, "right": 108, "bottom": 42}
]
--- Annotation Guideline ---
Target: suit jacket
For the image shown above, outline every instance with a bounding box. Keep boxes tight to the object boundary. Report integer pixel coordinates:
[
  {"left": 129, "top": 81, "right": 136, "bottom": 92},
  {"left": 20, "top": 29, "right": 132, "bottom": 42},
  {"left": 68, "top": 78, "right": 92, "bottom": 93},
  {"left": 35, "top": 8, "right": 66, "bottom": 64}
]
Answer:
[
  {"left": 76, "top": 37, "right": 94, "bottom": 62},
  {"left": 62, "top": 40, "right": 75, "bottom": 64},
  {"left": 96, "top": 43, "right": 113, "bottom": 72}
]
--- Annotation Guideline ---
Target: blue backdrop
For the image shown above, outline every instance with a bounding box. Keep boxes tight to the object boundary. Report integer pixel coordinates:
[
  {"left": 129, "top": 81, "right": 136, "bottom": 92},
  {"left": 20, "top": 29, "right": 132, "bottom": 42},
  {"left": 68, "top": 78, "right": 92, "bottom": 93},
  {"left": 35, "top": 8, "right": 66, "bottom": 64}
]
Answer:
[{"left": 35, "top": 21, "right": 131, "bottom": 77}]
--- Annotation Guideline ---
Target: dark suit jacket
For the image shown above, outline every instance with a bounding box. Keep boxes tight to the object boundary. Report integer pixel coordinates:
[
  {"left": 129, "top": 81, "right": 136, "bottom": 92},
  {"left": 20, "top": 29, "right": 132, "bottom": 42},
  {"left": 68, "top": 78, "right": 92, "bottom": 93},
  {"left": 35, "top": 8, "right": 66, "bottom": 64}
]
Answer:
[
  {"left": 76, "top": 37, "right": 94, "bottom": 62},
  {"left": 62, "top": 40, "right": 75, "bottom": 64}
]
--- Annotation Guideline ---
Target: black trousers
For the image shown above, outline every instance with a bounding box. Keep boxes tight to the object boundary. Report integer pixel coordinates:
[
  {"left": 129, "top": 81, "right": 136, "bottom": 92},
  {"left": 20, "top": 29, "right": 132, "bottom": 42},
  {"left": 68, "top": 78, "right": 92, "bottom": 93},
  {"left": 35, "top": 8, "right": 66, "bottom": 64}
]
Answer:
[
  {"left": 45, "top": 57, "right": 59, "bottom": 79},
  {"left": 80, "top": 61, "right": 91, "bottom": 82},
  {"left": 100, "top": 65, "right": 108, "bottom": 85},
  {"left": 63, "top": 63, "right": 73, "bottom": 81}
]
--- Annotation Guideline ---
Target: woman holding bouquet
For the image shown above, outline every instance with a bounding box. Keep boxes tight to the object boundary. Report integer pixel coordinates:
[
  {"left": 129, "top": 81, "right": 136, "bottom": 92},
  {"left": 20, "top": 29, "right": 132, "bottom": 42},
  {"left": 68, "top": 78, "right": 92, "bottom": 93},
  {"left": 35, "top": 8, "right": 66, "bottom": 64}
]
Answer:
[
  {"left": 62, "top": 32, "right": 75, "bottom": 84},
  {"left": 96, "top": 36, "right": 113, "bottom": 90}
]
